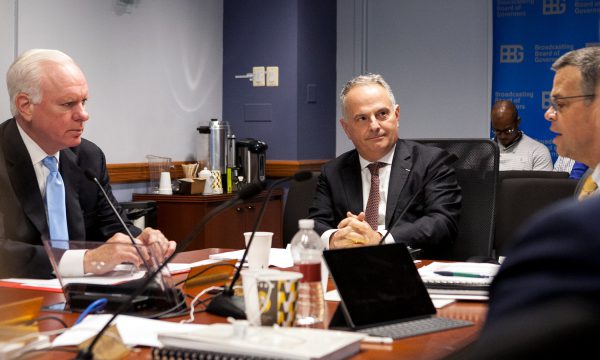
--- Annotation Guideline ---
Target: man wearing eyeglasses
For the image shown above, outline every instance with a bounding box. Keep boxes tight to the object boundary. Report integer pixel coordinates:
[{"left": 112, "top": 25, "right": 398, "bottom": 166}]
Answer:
[
  {"left": 491, "top": 100, "right": 553, "bottom": 171},
  {"left": 544, "top": 48, "right": 600, "bottom": 199},
  {"left": 463, "top": 47, "right": 600, "bottom": 356}
]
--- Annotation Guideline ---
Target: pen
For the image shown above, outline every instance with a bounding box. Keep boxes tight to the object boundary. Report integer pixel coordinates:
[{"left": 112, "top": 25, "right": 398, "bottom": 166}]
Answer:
[
  {"left": 434, "top": 271, "right": 490, "bottom": 278},
  {"left": 363, "top": 336, "right": 394, "bottom": 344}
]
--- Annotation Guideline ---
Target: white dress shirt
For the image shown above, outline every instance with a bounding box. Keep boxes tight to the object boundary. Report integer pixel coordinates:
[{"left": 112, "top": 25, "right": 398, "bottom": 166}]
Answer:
[
  {"left": 320, "top": 146, "right": 396, "bottom": 248},
  {"left": 16, "top": 122, "right": 85, "bottom": 277}
]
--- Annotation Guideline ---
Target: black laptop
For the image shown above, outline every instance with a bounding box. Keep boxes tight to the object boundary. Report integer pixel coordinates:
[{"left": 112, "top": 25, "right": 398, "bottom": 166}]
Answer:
[{"left": 323, "top": 243, "right": 472, "bottom": 339}]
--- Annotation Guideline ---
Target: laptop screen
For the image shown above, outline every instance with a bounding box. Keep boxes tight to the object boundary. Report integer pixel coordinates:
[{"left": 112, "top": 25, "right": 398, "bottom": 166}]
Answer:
[{"left": 323, "top": 243, "right": 436, "bottom": 328}]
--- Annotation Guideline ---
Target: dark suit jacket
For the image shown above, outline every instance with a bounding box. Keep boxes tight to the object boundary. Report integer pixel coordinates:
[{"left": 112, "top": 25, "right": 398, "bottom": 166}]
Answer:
[
  {"left": 0, "top": 118, "right": 141, "bottom": 278},
  {"left": 308, "top": 139, "right": 461, "bottom": 257},
  {"left": 484, "top": 195, "right": 600, "bottom": 328}
]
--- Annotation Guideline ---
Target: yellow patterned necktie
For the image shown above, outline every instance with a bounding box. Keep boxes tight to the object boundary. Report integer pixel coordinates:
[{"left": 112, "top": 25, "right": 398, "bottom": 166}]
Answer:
[{"left": 578, "top": 175, "right": 598, "bottom": 201}]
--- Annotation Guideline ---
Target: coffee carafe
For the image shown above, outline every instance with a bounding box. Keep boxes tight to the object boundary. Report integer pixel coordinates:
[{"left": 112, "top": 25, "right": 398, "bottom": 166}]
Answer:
[
  {"left": 197, "top": 118, "right": 230, "bottom": 175},
  {"left": 236, "top": 138, "right": 268, "bottom": 185}
]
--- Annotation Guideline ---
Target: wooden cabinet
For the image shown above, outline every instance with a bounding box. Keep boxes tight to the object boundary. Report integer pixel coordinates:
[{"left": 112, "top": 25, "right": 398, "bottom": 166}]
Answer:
[{"left": 132, "top": 189, "right": 283, "bottom": 251}]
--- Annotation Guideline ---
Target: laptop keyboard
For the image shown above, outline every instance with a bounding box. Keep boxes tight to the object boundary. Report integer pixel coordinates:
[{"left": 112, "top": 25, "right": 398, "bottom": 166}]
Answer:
[{"left": 357, "top": 317, "right": 473, "bottom": 339}]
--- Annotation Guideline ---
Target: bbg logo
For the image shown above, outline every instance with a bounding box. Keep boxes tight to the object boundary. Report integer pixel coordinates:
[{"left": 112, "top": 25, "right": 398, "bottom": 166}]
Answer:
[
  {"left": 543, "top": 0, "right": 566, "bottom": 15},
  {"left": 500, "top": 45, "right": 524, "bottom": 63},
  {"left": 541, "top": 91, "right": 551, "bottom": 110}
]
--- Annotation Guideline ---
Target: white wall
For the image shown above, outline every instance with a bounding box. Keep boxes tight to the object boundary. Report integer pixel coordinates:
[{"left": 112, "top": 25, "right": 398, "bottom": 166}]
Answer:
[
  {"left": 336, "top": 0, "right": 492, "bottom": 155},
  {"left": 0, "top": 0, "right": 15, "bottom": 114},
  {"left": 1, "top": 0, "right": 223, "bottom": 164},
  {"left": 2, "top": 0, "right": 492, "bottom": 198}
]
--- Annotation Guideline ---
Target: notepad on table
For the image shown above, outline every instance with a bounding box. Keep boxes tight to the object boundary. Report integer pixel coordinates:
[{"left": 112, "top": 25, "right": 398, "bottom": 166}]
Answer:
[{"left": 418, "top": 262, "right": 500, "bottom": 300}]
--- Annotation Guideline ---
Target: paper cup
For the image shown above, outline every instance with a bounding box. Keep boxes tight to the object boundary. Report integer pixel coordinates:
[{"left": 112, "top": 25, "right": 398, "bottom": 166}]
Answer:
[
  {"left": 158, "top": 171, "right": 173, "bottom": 195},
  {"left": 241, "top": 269, "right": 281, "bottom": 326},
  {"left": 256, "top": 271, "right": 303, "bottom": 327},
  {"left": 241, "top": 269, "right": 303, "bottom": 327},
  {"left": 243, "top": 232, "right": 273, "bottom": 270}
]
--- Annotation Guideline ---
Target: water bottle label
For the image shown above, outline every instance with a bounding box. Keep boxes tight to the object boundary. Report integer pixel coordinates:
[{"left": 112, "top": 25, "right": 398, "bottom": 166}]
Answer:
[{"left": 298, "top": 263, "right": 321, "bottom": 282}]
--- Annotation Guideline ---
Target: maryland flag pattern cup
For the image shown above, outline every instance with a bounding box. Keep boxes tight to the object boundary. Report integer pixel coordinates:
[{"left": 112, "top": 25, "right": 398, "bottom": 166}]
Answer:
[{"left": 257, "top": 271, "right": 302, "bottom": 327}]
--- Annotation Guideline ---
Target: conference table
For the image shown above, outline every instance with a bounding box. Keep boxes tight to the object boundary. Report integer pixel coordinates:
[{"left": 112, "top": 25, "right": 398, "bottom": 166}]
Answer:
[{"left": 1, "top": 249, "right": 486, "bottom": 360}]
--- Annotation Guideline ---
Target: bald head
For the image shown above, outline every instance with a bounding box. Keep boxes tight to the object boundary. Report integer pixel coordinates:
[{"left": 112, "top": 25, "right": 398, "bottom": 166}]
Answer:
[{"left": 491, "top": 100, "right": 521, "bottom": 147}]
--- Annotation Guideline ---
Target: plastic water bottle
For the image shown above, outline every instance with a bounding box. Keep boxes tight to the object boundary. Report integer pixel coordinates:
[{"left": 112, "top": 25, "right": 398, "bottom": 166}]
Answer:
[{"left": 290, "top": 219, "right": 324, "bottom": 325}]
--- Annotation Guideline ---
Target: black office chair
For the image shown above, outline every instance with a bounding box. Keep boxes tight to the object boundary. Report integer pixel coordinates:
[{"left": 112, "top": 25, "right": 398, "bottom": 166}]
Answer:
[
  {"left": 411, "top": 139, "right": 499, "bottom": 261},
  {"left": 494, "top": 177, "right": 577, "bottom": 256},
  {"left": 120, "top": 200, "right": 157, "bottom": 228},
  {"left": 282, "top": 172, "right": 319, "bottom": 246},
  {"left": 499, "top": 170, "right": 569, "bottom": 180}
]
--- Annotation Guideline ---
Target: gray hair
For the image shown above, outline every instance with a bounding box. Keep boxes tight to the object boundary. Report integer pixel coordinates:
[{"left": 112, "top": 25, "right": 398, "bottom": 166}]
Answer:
[
  {"left": 339, "top": 73, "right": 396, "bottom": 118},
  {"left": 552, "top": 47, "right": 600, "bottom": 97},
  {"left": 6, "top": 49, "right": 75, "bottom": 116}
]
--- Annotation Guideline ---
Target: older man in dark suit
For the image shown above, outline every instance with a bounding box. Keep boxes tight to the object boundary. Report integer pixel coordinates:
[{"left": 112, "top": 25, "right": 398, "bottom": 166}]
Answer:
[
  {"left": 309, "top": 74, "right": 461, "bottom": 257},
  {"left": 0, "top": 49, "right": 175, "bottom": 278}
]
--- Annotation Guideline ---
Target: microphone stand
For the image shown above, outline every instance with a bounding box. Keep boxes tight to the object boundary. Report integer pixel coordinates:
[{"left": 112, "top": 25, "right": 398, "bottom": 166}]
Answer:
[
  {"left": 76, "top": 182, "right": 264, "bottom": 360},
  {"left": 378, "top": 187, "right": 422, "bottom": 245},
  {"left": 206, "top": 171, "right": 313, "bottom": 318},
  {"left": 84, "top": 170, "right": 151, "bottom": 271}
]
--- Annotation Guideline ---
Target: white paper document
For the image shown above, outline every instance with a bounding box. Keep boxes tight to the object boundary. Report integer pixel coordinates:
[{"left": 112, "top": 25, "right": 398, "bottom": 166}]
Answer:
[
  {"left": 52, "top": 314, "right": 206, "bottom": 348},
  {"left": 418, "top": 262, "right": 499, "bottom": 284},
  {"left": 1, "top": 260, "right": 217, "bottom": 290},
  {"left": 418, "top": 262, "right": 500, "bottom": 300},
  {"left": 167, "top": 259, "right": 224, "bottom": 274},
  {"left": 209, "top": 247, "right": 295, "bottom": 268},
  {"left": 1, "top": 269, "right": 145, "bottom": 290}
]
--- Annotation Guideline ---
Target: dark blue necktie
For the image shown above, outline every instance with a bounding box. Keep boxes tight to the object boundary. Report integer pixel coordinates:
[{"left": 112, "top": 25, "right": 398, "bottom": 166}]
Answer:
[{"left": 42, "top": 156, "right": 69, "bottom": 249}]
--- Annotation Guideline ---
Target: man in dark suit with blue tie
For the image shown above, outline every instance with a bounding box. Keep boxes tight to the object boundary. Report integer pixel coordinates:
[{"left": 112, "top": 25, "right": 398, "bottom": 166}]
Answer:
[
  {"left": 308, "top": 74, "right": 461, "bottom": 257},
  {"left": 0, "top": 49, "right": 176, "bottom": 278}
]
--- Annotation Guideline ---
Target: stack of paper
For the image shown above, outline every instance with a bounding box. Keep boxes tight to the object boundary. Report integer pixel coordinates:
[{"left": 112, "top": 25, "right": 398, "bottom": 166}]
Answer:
[{"left": 418, "top": 262, "right": 500, "bottom": 300}]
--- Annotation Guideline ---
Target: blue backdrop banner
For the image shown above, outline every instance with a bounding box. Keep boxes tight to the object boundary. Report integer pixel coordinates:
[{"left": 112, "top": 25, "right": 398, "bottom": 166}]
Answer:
[{"left": 493, "top": 0, "right": 600, "bottom": 161}]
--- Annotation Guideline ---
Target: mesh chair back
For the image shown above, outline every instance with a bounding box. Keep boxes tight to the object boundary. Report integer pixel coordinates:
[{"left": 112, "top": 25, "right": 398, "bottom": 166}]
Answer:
[{"left": 411, "top": 139, "right": 499, "bottom": 260}]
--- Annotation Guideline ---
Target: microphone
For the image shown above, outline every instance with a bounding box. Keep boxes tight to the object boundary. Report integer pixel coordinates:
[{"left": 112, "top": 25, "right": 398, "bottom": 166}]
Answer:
[
  {"left": 76, "top": 180, "right": 265, "bottom": 360},
  {"left": 378, "top": 149, "right": 459, "bottom": 251},
  {"left": 83, "top": 169, "right": 151, "bottom": 271},
  {"left": 206, "top": 170, "right": 313, "bottom": 318},
  {"left": 378, "top": 186, "right": 422, "bottom": 245}
]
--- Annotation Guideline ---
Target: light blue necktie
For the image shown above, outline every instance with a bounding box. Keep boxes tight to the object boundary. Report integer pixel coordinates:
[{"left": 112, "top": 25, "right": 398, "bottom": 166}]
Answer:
[{"left": 42, "top": 156, "right": 69, "bottom": 249}]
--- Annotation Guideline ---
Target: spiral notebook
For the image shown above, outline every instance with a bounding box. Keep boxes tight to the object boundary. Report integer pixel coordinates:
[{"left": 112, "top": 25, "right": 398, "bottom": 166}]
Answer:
[
  {"left": 156, "top": 324, "right": 365, "bottom": 360},
  {"left": 418, "top": 262, "right": 500, "bottom": 299}
]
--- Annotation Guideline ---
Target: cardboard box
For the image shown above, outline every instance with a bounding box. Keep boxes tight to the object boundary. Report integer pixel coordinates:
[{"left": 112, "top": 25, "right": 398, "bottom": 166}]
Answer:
[{"left": 178, "top": 178, "right": 206, "bottom": 195}]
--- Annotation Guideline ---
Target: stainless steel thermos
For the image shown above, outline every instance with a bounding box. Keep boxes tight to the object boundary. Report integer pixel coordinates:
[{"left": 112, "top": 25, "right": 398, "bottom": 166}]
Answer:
[{"left": 197, "top": 119, "right": 267, "bottom": 192}]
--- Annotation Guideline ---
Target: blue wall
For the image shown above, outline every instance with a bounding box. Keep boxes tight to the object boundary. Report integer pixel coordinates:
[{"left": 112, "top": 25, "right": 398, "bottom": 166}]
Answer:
[
  {"left": 223, "top": 0, "right": 336, "bottom": 161},
  {"left": 297, "top": 0, "right": 336, "bottom": 159}
]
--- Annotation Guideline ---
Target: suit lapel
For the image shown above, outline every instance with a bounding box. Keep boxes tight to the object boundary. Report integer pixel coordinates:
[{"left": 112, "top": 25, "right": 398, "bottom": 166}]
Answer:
[
  {"left": 341, "top": 151, "right": 364, "bottom": 213},
  {"left": 2, "top": 120, "right": 49, "bottom": 237},
  {"left": 386, "top": 140, "right": 412, "bottom": 226},
  {"left": 60, "top": 148, "right": 85, "bottom": 240}
]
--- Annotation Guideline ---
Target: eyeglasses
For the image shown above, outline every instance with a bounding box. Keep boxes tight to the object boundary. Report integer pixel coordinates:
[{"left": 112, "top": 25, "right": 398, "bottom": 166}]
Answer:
[
  {"left": 549, "top": 94, "right": 595, "bottom": 115},
  {"left": 492, "top": 126, "right": 517, "bottom": 136}
]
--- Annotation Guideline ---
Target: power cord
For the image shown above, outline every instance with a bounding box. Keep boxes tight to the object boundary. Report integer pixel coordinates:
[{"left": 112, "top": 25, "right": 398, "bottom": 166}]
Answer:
[{"left": 74, "top": 298, "right": 108, "bottom": 325}]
